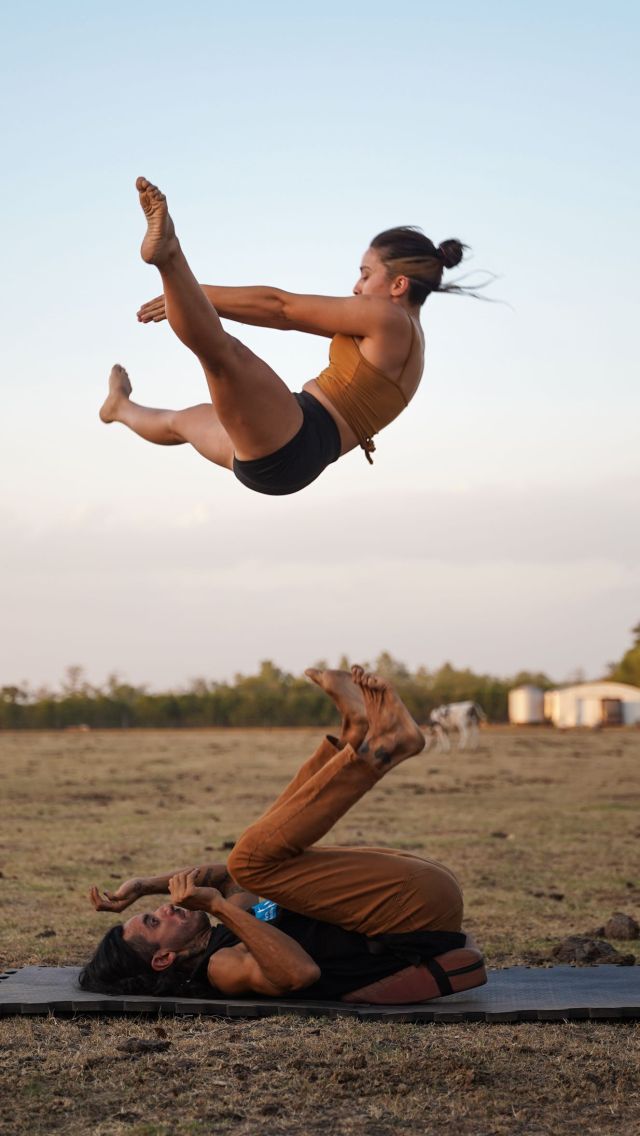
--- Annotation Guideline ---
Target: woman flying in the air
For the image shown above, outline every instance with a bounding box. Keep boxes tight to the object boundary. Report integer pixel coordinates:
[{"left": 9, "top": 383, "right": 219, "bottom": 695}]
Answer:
[{"left": 100, "top": 177, "right": 466, "bottom": 496}]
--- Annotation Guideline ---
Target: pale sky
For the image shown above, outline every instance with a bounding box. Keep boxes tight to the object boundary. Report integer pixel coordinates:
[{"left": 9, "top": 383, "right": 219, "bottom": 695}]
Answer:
[{"left": 1, "top": 1, "right": 638, "bottom": 690}]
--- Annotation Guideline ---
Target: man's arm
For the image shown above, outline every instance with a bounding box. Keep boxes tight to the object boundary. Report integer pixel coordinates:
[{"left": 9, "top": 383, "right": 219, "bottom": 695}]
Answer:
[
  {"left": 169, "top": 870, "right": 321, "bottom": 996},
  {"left": 90, "top": 863, "right": 257, "bottom": 914},
  {"left": 137, "top": 287, "right": 404, "bottom": 340}
]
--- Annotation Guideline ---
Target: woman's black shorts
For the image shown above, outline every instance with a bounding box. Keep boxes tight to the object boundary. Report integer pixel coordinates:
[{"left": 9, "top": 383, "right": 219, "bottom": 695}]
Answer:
[{"left": 232, "top": 391, "right": 341, "bottom": 496}]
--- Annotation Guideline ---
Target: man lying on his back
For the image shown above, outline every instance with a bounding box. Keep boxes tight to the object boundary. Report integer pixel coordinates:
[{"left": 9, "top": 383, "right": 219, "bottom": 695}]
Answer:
[{"left": 81, "top": 667, "right": 485, "bottom": 1004}]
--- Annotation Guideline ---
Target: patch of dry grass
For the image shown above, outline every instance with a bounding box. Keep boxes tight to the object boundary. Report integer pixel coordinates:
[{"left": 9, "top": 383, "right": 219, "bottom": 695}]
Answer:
[
  {"left": 1, "top": 726, "right": 640, "bottom": 1134},
  {"left": 2, "top": 1014, "right": 639, "bottom": 1136}
]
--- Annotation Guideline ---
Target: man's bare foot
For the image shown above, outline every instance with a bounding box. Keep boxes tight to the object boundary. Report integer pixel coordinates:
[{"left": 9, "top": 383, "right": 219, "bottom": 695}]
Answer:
[
  {"left": 305, "top": 668, "right": 368, "bottom": 750},
  {"left": 136, "top": 176, "right": 179, "bottom": 266},
  {"left": 351, "top": 666, "right": 425, "bottom": 771},
  {"left": 99, "top": 364, "right": 132, "bottom": 424}
]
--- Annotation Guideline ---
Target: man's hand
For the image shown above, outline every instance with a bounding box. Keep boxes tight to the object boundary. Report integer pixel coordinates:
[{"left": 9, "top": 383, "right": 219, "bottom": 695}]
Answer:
[
  {"left": 89, "top": 878, "right": 145, "bottom": 914},
  {"left": 169, "top": 869, "right": 221, "bottom": 911},
  {"left": 137, "top": 295, "right": 166, "bottom": 323}
]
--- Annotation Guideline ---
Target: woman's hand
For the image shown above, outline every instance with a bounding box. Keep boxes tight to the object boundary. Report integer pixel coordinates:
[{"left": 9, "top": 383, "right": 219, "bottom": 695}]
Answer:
[
  {"left": 137, "top": 295, "right": 166, "bottom": 323},
  {"left": 169, "top": 868, "right": 221, "bottom": 911},
  {"left": 89, "top": 878, "right": 145, "bottom": 914}
]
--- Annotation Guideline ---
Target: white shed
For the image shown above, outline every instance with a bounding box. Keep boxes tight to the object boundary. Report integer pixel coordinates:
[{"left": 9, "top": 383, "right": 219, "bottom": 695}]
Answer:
[
  {"left": 508, "top": 685, "right": 545, "bottom": 724},
  {"left": 543, "top": 681, "right": 640, "bottom": 728}
]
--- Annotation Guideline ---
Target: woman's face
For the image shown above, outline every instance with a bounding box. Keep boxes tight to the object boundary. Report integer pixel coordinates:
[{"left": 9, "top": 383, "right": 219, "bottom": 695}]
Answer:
[{"left": 353, "top": 247, "right": 394, "bottom": 297}]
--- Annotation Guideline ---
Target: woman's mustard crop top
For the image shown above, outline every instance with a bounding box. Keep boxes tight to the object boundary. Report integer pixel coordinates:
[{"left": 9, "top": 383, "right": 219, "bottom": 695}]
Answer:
[{"left": 313, "top": 322, "right": 420, "bottom": 463}]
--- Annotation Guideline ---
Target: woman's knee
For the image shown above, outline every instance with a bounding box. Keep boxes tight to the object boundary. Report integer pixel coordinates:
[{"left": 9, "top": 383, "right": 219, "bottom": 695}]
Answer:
[{"left": 165, "top": 409, "right": 187, "bottom": 442}]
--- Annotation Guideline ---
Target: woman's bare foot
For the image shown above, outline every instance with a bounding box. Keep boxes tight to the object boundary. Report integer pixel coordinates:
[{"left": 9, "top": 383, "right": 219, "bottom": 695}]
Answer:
[
  {"left": 99, "top": 364, "right": 132, "bottom": 424},
  {"left": 136, "top": 176, "right": 179, "bottom": 266},
  {"left": 305, "top": 668, "right": 368, "bottom": 749},
  {"left": 351, "top": 666, "right": 425, "bottom": 771}
]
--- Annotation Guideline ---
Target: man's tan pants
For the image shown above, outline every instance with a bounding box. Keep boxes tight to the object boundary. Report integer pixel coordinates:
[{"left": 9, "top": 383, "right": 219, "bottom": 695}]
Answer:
[{"left": 228, "top": 737, "right": 463, "bottom": 937}]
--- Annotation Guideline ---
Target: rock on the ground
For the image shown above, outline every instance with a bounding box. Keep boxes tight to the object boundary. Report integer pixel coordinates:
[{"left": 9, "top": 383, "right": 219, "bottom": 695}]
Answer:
[
  {"left": 603, "top": 912, "right": 640, "bottom": 940},
  {"left": 550, "top": 935, "right": 636, "bottom": 965},
  {"left": 117, "top": 1038, "right": 172, "bottom": 1055}
]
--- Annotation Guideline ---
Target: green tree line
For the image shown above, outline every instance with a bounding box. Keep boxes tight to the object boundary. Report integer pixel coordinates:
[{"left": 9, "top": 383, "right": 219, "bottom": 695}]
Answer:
[
  {"left": 607, "top": 622, "right": 640, "bottom": 688},
  {"left": 0, "top": 653, "right": 557, "bottom": 730}
]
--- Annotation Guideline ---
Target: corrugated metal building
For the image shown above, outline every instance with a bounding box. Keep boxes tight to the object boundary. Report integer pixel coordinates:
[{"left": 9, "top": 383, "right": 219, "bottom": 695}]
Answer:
[{"left": 544, "top": 681, "right": 640, "bottom": 727}]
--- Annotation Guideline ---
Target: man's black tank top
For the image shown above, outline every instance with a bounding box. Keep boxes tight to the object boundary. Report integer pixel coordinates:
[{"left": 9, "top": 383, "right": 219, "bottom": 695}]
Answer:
[{"left": 191, "top": 907, "right": 465, "bottom": 1000}]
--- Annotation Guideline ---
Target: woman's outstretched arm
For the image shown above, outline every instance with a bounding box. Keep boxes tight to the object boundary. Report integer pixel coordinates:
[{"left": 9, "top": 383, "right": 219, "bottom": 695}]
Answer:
[{"left": 138, "top": 287, "right": 406, "bottom": 339}]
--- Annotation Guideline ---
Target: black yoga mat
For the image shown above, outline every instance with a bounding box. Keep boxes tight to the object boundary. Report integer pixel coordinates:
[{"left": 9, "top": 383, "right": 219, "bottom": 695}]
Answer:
[{"left": 1, "top": 965, "right": 639, "bottom": 1022}]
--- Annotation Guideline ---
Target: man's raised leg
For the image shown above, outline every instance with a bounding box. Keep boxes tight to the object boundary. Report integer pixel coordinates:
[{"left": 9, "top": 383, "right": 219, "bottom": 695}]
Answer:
[
  {"left": 226, "top": 669, "right": 429, "bottom": 933},
  {"left": 256, "top": 669, "right": 369, "bottom": 823},
  {"left": 228, "top": 668, "right": 425, "bottom": 880},
  {"left": 305, "top": 668, "right": 369, "bottom": 752},
  {"left": 351, "top": 666, "right": 426, "bottom": 772}
]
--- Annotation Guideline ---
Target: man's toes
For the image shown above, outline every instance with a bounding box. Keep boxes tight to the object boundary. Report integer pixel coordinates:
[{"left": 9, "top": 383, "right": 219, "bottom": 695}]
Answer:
[
  {"left": 369, "top": 674, "right": 386, "bottom": 692},
  {"left": 351, "top": 665, "right": 365, "bottom": 684}
]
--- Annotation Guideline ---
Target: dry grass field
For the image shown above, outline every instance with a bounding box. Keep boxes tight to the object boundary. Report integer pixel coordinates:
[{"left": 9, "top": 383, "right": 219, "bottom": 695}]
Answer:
[{"left": 1, "top": 725, "right": 639, "bottom": 1135}]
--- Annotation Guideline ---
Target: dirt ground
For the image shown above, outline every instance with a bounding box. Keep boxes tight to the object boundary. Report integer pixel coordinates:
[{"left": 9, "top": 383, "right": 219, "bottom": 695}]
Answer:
[{"left": 1, "top": 725, "right": 639, "bottom": 1135}]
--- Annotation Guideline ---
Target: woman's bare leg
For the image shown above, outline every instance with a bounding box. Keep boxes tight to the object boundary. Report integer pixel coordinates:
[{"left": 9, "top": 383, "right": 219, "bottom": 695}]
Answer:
[
  {"left": 100, "top": 364, "right": 234, "bottom": 468},
  {"left": 136, "top": 177, "right": 303, "bottom": 462}
]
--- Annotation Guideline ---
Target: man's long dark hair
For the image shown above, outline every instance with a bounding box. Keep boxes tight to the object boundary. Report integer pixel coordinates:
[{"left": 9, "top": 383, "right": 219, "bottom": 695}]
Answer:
[{"left": 79, "top": 924, "right": 211, "bottom": 998}]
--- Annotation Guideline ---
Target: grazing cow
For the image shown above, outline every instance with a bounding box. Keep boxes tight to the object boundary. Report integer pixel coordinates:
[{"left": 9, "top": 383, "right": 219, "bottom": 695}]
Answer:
[{"left": 428, "top": 701, "right": 487, "bottom": 751}]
